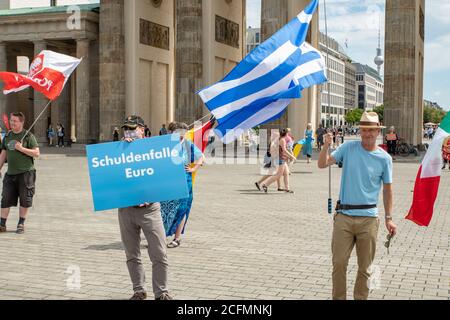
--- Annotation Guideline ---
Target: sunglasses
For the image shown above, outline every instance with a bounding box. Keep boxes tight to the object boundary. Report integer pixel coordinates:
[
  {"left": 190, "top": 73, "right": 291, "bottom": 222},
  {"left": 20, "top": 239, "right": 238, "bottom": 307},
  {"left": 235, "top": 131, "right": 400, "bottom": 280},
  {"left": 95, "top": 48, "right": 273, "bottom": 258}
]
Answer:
[{"left": 384, "top": 233, "right": 394, "bottom": 255}]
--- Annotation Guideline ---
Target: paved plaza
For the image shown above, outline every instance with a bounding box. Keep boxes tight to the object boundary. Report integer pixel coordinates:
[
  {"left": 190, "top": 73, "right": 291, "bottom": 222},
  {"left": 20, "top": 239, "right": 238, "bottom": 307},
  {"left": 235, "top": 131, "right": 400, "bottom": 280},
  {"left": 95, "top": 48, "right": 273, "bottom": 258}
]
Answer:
[{"left": 0, "top": 144, "right": 448, "bottom": 300}]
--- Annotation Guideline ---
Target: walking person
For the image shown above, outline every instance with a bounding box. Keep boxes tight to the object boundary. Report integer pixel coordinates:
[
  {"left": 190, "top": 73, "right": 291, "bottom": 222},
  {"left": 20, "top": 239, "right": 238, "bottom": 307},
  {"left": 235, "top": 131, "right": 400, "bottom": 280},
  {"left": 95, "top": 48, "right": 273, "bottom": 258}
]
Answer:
[
  {"left": 318, "top": 111, "right": 397, "bottom": 300},
  {"left": 260, "top": 129, "right": 296, "bottom": 193},
  {"left": 255, "top": 130, "right": 283, "bottom": 192},
  {"left": 0, "top": 112, "right": 40, "bottom": 234},
  {"left": 160, "top": 122, "right": 205, "bottom": 249},
  {"left": 302, "top": 123, "right": 314, "bottom": 164},
  {"left": 316, "top": 123, "right": 326, "bottom": 151},
  {"left": 118, "top": 115, "right": 173, "bottom": 300},
  {"left": 56, "top": 123, "right": 65, "bottom": 148}
]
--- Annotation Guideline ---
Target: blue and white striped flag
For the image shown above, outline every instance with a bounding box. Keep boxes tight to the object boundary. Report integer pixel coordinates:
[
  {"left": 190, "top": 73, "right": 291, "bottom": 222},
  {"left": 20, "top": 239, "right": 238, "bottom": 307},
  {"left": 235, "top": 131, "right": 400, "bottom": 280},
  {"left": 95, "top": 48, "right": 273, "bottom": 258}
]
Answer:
[{"left": 198, "top": 0, "right": 326, "bottom": 143}]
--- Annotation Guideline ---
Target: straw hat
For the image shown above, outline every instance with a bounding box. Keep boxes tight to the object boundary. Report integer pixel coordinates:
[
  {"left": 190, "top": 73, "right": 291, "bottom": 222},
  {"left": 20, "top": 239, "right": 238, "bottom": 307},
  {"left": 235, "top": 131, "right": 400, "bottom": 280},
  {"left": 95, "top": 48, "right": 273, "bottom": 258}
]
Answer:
[{"left": 358, "top": 112, "right": 386, "bottom": 129}]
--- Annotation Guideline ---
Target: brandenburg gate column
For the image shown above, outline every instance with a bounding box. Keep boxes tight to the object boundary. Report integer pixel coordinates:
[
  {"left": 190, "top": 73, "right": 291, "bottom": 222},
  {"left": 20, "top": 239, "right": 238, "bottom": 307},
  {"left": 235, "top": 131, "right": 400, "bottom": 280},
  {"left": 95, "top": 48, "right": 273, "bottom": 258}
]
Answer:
[
  {"left": 0, "top": 42, "right": 7, "bottom": 116},
  {"left": 261, "top": 0, "right": 319, "bottom": 139},
  {"left": 75, "top": 38, "right": 91, "bottom": 144},
  {"left": 384, "top": 0, "right": 425, "bottom": 146},
  {"left": 33, "top": 40, "right": 48, "bottom": 144}
]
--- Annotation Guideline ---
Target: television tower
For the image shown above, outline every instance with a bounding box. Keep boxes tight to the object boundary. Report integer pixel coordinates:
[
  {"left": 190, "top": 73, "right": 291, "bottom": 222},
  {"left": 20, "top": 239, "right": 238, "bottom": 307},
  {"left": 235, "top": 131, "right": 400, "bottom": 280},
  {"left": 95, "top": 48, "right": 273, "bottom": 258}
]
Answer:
[{"left": 374, "top": 15, "right": 384, "bottom": 76}]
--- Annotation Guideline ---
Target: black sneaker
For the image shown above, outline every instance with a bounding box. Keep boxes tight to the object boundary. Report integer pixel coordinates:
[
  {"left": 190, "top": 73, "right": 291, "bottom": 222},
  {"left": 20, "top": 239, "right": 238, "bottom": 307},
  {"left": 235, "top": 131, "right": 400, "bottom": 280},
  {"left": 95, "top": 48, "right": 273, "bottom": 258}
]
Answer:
[
  {"left": 16, "top": 224, "right": 25, "bottom": 234},
  {"left": 130, "top": 291, "right": 147, "bottom": 300},
  {"left": 155, "top": 292, "right": 173, "bottom": 300}
]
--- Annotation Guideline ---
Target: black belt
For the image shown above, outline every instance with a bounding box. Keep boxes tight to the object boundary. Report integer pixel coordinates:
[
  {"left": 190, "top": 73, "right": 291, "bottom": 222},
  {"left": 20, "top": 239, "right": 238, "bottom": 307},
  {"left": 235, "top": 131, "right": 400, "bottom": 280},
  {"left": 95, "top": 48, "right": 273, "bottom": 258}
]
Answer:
[{"left": 335, "top": 201, "right": 376, "bottom": 211}]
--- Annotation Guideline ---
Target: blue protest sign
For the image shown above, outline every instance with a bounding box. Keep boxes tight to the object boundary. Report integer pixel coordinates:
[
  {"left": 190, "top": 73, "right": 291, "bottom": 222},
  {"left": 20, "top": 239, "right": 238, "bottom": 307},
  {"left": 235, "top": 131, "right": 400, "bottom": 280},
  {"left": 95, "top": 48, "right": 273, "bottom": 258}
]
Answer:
[{"left": 86, "top": 134, "right": 189, "bottom": 211}]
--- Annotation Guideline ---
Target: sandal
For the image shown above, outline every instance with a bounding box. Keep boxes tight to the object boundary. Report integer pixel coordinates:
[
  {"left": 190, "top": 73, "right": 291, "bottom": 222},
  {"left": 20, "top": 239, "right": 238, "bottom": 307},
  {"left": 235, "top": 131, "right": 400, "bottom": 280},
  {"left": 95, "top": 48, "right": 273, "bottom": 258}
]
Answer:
[
  {"left": 255, "top": 182, "right": 261, "bottom": 191},
  {"left": 277, "top": 188, "right": 285, "bottom": 192},
  {"left": 284, "top": 190, "right": 295, "bottom": 194},
  {"left": 262, "top": 185, "right": 268, "bottom": 193},
  {"left": 167, "top": 239, "right": 181, "bottom": 248}
]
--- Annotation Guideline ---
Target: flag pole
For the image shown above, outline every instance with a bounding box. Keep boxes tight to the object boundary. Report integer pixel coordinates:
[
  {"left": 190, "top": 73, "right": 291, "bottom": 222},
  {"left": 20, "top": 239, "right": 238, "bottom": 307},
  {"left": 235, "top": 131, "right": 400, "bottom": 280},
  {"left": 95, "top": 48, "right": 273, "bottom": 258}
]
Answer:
[
  {"left": 20, "top": 100, "right": 52, "bottom": 144},
  {"left": 187, "top": 113, "right": 213, "bottom": 129},
  {"left": 324, "top": 0, "right": 332, "bottom": 214}
]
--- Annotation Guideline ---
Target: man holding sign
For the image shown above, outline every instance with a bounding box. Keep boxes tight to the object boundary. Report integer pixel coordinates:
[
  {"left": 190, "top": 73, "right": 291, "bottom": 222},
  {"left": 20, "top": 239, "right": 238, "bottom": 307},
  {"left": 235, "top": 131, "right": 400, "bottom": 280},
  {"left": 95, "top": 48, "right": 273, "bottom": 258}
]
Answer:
[{"left": 117, "top": 116, "right": 173, "bottom": 301}]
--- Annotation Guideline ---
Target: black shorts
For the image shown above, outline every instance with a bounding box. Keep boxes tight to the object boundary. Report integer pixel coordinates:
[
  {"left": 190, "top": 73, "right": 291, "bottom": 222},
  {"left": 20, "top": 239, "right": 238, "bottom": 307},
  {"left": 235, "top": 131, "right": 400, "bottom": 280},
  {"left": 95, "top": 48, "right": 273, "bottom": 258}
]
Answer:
[{"left": 1, "top": 170, "right": 36, "bottom": 208}]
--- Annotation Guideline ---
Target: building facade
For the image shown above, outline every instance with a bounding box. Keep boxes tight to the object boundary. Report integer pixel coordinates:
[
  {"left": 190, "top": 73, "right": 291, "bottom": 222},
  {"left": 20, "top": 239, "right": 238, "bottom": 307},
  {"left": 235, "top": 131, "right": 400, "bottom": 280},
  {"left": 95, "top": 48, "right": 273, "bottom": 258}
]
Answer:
[
  {"left": 318, "top": 32, "right": 346, "bottom": 127},
  {"left": 353, "top": 63, "right": 384, "bottom": 111},
  {"left": 246, "top": 26, "right": 261, "bottom": 54},
  {"left": 344, "top": 60, "right": 356, "bottom": 111},
  {"left": 0, "top": 3, "right": 100, "bottom": 144},
  {"left": 0, "top": 0, "right": 246, "bottom": 144}
]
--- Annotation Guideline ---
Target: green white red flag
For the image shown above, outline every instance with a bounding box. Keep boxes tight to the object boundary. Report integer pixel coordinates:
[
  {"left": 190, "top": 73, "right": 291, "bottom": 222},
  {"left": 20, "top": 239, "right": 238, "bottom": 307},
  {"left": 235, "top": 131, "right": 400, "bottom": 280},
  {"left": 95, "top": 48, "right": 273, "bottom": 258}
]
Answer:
[{"left": 406, "top": 112, "right": 450, "bottom": 226}]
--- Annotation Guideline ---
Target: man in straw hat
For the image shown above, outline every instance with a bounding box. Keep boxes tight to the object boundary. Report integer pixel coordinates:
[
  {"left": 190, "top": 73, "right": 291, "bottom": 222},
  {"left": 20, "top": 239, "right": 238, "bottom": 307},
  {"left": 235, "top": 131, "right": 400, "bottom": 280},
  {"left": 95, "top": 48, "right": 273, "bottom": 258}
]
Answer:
[{"left": 318, "top": 111, "right": 397, "bottom": 300}]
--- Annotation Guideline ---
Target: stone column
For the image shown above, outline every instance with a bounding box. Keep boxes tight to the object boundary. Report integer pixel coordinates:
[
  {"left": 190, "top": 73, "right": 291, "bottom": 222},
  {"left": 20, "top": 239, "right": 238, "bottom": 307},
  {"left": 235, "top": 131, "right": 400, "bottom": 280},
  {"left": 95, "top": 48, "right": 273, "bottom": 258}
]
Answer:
[
  {"left": 76, "top": 39, "right": 90, "bottom": 144},
  {"left": 176, "top": 0, "right": 203, "bottom": 125},
  {"left": 33, "top": 40, "right": 48, "bottom": 143},
  {"left": 99, "top": 0, "right": 125, "bottom": 142},
  {"left": 261, "top": 0, "right": 319, "bottom": 139},
  {"left": 0, "top": 42, "right": 7, "bottom": 116},
  {"left": 0, "top": 0, "right": 10, "bottom": 10},
  {"left": 384, "top": 0, "right": 425, "bottom": 146},
  {"left": 70, "top": 75, "right": 76, "bottom": 142}
]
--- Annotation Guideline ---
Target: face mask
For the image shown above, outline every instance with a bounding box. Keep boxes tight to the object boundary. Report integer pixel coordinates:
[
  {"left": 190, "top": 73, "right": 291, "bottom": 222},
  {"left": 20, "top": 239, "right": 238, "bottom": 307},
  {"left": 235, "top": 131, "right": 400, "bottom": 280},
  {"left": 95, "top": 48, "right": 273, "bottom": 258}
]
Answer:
[{"left": 124, "top": 129, "right": 140, "bottom": 140}]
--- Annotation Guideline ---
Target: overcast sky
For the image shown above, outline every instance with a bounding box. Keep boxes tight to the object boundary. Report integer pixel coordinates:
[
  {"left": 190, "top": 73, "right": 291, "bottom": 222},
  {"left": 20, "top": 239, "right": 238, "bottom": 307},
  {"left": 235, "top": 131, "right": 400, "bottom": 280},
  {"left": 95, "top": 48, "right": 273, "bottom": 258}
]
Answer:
[{"left": 10, "top": 0, "right": 450, "bottom": 110}]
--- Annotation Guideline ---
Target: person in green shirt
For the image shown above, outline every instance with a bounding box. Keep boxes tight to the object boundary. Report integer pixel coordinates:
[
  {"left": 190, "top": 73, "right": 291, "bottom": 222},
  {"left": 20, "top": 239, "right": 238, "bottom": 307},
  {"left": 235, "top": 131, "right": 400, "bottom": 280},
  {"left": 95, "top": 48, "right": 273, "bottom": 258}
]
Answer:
[{"left": 0, "top": 112, "right": 40, "bottom": 234}]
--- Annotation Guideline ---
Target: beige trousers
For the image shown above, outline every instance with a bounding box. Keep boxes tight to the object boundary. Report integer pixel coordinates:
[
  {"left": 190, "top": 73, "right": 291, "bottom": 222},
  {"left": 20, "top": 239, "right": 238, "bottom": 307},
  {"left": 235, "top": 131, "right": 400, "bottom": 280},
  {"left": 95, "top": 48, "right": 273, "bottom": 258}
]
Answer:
[{"left": 331, "top": 213, "right": 380, "bottom": 300}]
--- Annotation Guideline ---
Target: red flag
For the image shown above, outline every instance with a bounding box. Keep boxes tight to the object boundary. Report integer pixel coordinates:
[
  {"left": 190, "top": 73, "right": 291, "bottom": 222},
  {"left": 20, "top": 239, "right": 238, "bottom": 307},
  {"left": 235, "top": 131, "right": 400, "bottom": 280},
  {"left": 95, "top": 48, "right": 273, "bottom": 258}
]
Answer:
[
  {"left": 0, "top": 50, "right": 81, "bottom": 101},
  {"left": 187, "top": 117, "right": 216, "bottom": 153}
]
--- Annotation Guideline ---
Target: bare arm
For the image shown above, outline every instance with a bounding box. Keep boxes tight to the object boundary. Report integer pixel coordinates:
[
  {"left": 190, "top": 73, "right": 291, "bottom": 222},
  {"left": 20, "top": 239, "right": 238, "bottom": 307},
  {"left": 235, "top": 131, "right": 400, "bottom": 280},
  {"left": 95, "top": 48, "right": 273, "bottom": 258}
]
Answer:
[
  {"left": 0, "top": 150, "right": 6, "bottom": 172},
  {"left": 15, "top": 142, "right": 40, "bottom": 158},
  {"left": 383, "top": 183, "right": 397, "bottom": 236},
  {"left": 318, "top": 133, "right": 336, "bottom": 168},
  {"left": 383, "top": 183, "right": 393, "bottom": 217},
  {"left": 280, "top": 139, "right": 296, "bottom": 161}
]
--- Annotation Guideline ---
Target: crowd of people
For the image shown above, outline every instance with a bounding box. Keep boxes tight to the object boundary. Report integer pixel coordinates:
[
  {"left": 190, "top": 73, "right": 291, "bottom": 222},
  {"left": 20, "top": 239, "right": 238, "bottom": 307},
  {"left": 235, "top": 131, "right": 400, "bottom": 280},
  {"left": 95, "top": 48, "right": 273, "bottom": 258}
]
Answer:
[{"left": 1, "top": 110, "right": 447, "bottom": 301}]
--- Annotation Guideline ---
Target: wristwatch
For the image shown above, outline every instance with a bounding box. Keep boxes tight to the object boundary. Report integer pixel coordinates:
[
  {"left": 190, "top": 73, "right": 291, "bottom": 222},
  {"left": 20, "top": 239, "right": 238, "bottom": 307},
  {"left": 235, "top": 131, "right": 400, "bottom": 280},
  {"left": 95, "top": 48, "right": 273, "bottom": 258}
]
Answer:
[{"left": 385, "top": 214, "right": 393, "bottom": 221}]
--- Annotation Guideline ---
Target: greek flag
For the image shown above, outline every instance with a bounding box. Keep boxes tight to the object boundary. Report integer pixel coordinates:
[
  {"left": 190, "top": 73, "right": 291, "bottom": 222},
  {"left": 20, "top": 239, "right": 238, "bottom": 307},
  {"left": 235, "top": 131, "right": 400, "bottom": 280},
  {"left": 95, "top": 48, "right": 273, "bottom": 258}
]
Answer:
[{"left": 198, "top": 0, "right": 326, "bottom": 143}]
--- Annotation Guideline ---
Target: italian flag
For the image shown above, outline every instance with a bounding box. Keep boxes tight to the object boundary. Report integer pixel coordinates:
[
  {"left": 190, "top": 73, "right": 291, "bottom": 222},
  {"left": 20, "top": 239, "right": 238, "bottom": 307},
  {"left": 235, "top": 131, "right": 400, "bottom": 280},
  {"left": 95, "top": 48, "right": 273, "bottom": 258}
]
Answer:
[{"left": 406, "top": 112, "right": 450, "bottom": 226}]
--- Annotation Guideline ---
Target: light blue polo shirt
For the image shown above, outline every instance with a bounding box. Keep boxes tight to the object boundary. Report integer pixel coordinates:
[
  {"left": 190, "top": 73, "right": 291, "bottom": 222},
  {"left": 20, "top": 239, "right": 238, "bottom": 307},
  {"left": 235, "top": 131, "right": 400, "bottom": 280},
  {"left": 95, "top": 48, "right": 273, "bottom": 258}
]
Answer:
[{"left": 331, "top": 140, "right": 393, "bottom": 217}]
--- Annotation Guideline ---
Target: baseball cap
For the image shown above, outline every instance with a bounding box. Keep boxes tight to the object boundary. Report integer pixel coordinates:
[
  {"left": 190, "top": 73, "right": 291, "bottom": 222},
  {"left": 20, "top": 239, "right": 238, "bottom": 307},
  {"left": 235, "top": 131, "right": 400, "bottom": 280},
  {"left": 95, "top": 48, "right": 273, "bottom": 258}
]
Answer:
[{"left": 122, "top": 115, "right": 145, "bottom": 129}]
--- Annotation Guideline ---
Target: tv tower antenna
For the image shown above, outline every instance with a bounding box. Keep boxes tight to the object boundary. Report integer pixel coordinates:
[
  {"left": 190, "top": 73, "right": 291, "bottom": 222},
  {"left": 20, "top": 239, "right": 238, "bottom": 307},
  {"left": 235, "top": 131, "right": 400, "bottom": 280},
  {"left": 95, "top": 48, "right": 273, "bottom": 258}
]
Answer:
[{"left": 374, "top": 14, "right": 384, "bottom": 76}]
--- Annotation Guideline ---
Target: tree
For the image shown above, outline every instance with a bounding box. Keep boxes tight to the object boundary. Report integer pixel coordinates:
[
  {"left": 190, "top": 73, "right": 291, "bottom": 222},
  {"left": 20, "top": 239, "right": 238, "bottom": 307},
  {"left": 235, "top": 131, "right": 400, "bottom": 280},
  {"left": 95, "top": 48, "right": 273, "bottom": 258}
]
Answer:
[
  {"left": 373, "top": 105, "right": 384, "bottom": 123},
  {"left": 345, "top": 108, "right": 364, "bottom": 125},
  {"left": 423, "top": 106, "right": 447, "bottom": 125}
]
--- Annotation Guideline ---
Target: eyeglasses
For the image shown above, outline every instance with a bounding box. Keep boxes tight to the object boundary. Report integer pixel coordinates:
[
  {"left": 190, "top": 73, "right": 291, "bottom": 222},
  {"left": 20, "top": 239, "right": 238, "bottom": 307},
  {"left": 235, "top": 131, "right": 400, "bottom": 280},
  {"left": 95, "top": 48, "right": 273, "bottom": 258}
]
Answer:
[{"left": 384, "top": 233, "right": 394, "bottom": 255}]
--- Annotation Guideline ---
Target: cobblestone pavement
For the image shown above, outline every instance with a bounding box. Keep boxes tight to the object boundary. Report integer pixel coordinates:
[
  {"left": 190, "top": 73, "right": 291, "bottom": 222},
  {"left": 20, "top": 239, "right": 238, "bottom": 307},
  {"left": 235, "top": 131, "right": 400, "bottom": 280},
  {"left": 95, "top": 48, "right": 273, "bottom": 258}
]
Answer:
[{"left": 0, "top": 147, "right": 448, "bottom": 300}]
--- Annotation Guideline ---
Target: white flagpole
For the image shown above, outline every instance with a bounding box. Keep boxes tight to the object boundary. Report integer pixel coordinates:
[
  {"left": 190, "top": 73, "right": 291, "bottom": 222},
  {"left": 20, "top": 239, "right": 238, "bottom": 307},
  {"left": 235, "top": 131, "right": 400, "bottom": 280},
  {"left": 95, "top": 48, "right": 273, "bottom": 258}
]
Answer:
[
  {"left": 324, "top": 0, "right": 333, "bottom": 214},
  {"left": 20, "top": 100, "right": 52, "bottom": 144}
]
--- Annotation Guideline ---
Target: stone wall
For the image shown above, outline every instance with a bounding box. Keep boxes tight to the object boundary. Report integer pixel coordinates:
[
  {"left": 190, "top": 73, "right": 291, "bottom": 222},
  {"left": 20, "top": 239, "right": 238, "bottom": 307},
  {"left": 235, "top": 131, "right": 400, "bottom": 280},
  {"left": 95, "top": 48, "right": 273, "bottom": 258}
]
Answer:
[
  {"left": 175, "top": 0, "right": 203, "bottom": 126},
  {"left": 384, "top": 0, "right": 425, "bottom": 145},
  {"left": 99, "top": 0, "right": 126, "bottom": 142}
]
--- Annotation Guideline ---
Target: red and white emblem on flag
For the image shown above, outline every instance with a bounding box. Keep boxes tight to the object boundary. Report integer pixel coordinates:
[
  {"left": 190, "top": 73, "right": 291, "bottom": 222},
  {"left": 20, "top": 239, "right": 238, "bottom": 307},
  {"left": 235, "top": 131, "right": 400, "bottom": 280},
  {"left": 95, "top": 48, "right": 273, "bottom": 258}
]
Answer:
[{"left": 0, "top": 50, "right": 81, "bottom": 101}]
